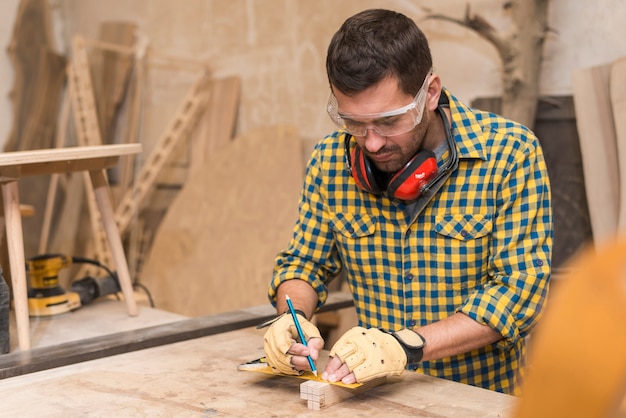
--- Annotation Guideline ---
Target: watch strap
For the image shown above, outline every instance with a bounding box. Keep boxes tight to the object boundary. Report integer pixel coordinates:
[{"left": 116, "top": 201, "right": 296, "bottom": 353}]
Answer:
[
  {"left": 390, "top": 328, "right": 426, "bottom": 366},
  {"left": 256, "top": 310, "right": 307, "bottom": 329}
]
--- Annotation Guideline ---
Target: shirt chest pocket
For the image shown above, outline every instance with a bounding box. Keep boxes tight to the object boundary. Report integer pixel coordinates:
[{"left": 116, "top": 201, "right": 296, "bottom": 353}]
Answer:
[
  {"left": 435, "top": 213, "right": 493, "bottom": 240},
  {"left": 329, "top": 212, "right": 381, "bottom": 278},
  {"left": 433, "top": 213, "right": 493, "bottom": 289},
  {"left": 329, "top": 212, "right": 376, "bottom": 238}
]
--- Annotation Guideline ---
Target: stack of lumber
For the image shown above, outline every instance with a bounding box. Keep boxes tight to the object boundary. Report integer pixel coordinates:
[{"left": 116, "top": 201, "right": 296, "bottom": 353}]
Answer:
[
  {"left": 1, "top": 0, "right": 66, "bottom": 288},
  {"left": 2, "top": 0, "right": 250, "bottom": 305},
  {"left": 4, "top": 0, "right": 305, "bottom": 321}
]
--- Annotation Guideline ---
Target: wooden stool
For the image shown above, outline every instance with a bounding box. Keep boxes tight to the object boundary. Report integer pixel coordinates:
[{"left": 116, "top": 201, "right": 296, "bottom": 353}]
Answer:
[
  {"left": 0, "top": 144, "right": 142, "bottom": 351},
  {"left": 0, "top": 204, "right": 35, "bottom": 295}
]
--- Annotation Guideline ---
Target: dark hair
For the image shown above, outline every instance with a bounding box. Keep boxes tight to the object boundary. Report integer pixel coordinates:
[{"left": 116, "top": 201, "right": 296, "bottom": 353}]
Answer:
[{"left": 326, "top": 9, "right": 432, "bottom": 96}]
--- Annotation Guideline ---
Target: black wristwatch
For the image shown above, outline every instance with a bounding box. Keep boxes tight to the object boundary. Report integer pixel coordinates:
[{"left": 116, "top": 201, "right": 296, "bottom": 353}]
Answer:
[{"left": 389, "top": 328, "right": 426, "bottom": 368}]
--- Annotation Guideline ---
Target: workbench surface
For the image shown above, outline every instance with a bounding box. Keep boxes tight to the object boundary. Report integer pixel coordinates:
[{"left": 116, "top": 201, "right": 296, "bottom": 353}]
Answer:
[{"left": 0, "top": 328, "right": 516, "bottom": 417}]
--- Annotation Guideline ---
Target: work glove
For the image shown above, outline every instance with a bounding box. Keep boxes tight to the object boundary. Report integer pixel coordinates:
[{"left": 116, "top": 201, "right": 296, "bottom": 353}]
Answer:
[
  {"left": 262, "top": 312, "right": 322, "bottom": 375},
  {"left": 329, "top": 327, "right": 425, "bottom": 383}
]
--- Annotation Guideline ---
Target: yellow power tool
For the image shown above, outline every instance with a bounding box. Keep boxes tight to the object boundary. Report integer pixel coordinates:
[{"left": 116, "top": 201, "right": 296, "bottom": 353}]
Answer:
[{"left": 26, "top": 254, "right": 121, "bottom": 317}]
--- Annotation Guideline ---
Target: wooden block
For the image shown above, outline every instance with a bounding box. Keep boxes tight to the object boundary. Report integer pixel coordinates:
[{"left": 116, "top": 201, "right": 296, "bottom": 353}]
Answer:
[{"left": 299, "top": 377, "right": 386, "bottom": 410}]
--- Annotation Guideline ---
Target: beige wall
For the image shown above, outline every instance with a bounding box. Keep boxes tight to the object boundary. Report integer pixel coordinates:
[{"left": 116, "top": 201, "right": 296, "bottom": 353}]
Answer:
[
  {"left": 2, "top": 0, "right": 626, "bottom": 150},
  {"left": 0, "top": 0, "right": 22, "bottom": 149}
]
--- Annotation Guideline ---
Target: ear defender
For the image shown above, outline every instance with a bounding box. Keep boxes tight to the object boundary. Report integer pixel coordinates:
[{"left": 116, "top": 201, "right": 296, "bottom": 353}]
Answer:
[
  {"left": 346, "top": 136, "right": 438, "bottom": 201},
  {"left": 351, "top": 144, "right": 382, "bottom": 194},
  {"left": 386, "top": 151, "right": 438, "bottom": 200}
]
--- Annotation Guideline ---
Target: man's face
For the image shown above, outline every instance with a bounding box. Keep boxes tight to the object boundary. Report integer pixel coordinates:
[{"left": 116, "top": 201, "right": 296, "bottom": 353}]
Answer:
[{"left": 332, "top": 76, "right": 430, "bottom": 173}]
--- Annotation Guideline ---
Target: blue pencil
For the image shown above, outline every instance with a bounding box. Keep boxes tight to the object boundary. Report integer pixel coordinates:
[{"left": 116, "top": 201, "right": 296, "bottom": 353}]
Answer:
[{"left": 285, "top": 294, "right": 317, "bottom": 376}]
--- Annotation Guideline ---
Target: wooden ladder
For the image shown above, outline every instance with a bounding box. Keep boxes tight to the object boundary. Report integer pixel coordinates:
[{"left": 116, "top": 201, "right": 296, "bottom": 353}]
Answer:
[
  {"left": 114, "top": 70, "right": 212, "bottom": 236},
  {"left": 67, "top": 34, "right": 212, "bottom": 279},
  {"left": 68, "top": 35, "right": 114, "bottom": 269}
]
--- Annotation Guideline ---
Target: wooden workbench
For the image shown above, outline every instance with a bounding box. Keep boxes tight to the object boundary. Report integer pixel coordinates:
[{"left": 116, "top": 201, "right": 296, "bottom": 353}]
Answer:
[{"left": 0, "top": 328, "right": 517, "bottom": 417}]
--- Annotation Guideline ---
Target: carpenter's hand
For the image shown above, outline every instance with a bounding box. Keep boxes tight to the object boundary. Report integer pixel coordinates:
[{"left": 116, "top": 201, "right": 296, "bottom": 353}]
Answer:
[
  {"left": 263, "top": 313, "right": 323, "bottom": 375},
  {"left": 323, "top": 327, "right": 406, "bottom": 384}
]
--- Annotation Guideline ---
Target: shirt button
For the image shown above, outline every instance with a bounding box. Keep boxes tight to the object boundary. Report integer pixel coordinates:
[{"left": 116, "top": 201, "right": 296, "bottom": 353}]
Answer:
[
  {"left": 535, "top": 259, "right": 544, "bottom": 266},
  {"left": 407, "top": 319, "right": 417, "bottom": 327},
  {"left": 460, "top": 230, "right": 468, "bottom": 237},
  {"left": 347, "top": 227, "right": 354, "bottom": 234},
  {"left": 405, "top": 273, "right": 414, "bottom": 282}
]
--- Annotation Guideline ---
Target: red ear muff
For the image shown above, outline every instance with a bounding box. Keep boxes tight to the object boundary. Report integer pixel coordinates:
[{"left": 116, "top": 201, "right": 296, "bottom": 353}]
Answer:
[
  {"left": 351, "top": 144, "right": 382, "bottom": 194},
  {"left": 386, "top": 151, "right": 438, "bottom": 200},
  {"left": 345, "top": 135, "right": 439, "bottom": 200}
]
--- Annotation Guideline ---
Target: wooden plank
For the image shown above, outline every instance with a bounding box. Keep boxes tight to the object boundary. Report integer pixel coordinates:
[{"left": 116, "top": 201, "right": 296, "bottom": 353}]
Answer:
[
  {"left": 0, "top": 144, "right": 142, "bottom": 172},
  {"left": 4, "top": 0, "right": 67, "bottom": 266},
  {"left": 0, "top": 326, "right": 515, "bottom": 417},
  {"left": 5, "top": 0, "right": 64, "bottom": 152},
  {"left": 117, "top": 38, "right": 148, "bottom": 203},
  {"left": 38, "top": 89, "right": 71, "bottom": 253},
  {"left": 89, "top": 22, "right": 137, "bottom": 146},
  {"left": 140, "top": 125, "right": 303, "bottom": 316},
  {"left": 89, "top": 170, "right": 138, "bottom": 317},
  {"left": 572, "top": 64, "right": 619, "bottom": 245},
  {"left": 67, "top": 38, "right": 116, "bottom": 272},
  {"left": 610, "top": 56, "right": 626, "bottom": 230},
  {"left": 113, "top": 71, "right": 212, "bottom": 236},
  {"left": 189, "top": 75, "right": 241, "bottom": 172},
  {"left": 0, "top": 292, "right": 353, "bottom": 379}
]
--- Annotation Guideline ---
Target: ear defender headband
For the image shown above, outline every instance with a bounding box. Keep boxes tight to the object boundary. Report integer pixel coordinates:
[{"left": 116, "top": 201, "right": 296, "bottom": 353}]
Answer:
[{"left": 344, "top": 95, "right": 457, "bottom": 201}]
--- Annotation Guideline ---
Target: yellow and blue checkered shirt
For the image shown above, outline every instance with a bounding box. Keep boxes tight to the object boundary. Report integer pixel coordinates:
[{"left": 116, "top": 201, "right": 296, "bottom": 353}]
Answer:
[{"left": 270, "top": 89, "right": 553, "bottom": 395}]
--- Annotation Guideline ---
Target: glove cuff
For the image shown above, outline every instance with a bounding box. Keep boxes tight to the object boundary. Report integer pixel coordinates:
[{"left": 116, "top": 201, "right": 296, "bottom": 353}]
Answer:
[{"left": 389, "top": 329, "right": 426, "bottom": 368}]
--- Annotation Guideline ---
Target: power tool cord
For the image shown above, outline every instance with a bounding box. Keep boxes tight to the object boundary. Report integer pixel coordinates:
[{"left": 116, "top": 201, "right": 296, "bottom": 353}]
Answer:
[{"left": 70, "top": 256, "right": 155, "bottom": 308}]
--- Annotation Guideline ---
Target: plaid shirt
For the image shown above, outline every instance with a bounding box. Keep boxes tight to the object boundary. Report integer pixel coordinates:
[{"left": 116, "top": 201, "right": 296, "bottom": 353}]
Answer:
[{"left": 270, "top": 89, "right": 553, "bottom": 395}]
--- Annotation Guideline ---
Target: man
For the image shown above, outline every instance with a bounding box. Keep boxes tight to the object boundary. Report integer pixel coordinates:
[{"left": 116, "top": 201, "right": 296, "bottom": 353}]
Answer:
[{"left": 263, "top": 8, "right": 552, "bottom": 395}]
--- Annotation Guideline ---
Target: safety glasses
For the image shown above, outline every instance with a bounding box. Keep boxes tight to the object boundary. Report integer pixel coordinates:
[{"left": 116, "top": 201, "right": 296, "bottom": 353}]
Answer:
[{"left": 327, "top": 71, "right": 432, "bottom": 137}]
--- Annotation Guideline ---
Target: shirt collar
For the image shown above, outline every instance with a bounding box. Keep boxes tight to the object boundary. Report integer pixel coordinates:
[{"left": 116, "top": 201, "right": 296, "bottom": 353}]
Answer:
[{"left": 442, "top": 88, "right": 488, "bottom": 161}]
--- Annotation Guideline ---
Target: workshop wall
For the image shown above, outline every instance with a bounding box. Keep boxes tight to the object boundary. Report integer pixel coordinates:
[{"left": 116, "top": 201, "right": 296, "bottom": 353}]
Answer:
[
  {"left": 0, "top": 0, "right": 625, "bottom": 316},
  {"left": 1, "top": 0, "right": 626, "bottom": 151}
]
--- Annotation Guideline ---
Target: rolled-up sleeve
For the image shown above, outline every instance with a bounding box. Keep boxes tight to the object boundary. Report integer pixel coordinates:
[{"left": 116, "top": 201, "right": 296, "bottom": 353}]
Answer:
[
  {"left": 269, "top": 143, "right": 343, "bottom": 308},
  {"left": 459, "top": 138, "right": 552, "bottom": 349}
]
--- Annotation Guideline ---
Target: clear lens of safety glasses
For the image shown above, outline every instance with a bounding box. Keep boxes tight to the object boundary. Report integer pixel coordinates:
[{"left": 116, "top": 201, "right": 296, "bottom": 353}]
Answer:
[{"left": 327, "top": 72, "right": 431, "bottom": 137}]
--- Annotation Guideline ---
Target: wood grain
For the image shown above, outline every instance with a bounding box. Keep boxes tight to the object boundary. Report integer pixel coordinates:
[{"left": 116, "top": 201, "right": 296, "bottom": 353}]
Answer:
[
  {"left": 610, "top": 57, "right": 626, "bottom": 231},
  {"left": 0, "top": 292, "right": 353, "bottom": 379},
  {"left": 0, "top": 328, "right": 515, "bottom": 417},
  {"left": 572, "top": 63, "right": 620, "bottom": 245},
  {"left": 141, "top": 125, "right": 303, "bottom": 316}
]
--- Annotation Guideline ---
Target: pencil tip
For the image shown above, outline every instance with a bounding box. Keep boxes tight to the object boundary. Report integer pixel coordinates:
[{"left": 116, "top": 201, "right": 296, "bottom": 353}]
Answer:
[
  {"left": 312, "top": 370, "right": 318, "bottom": 377},
  {"left": 285, "top": 294, "right": 290, "bottom": 300}
]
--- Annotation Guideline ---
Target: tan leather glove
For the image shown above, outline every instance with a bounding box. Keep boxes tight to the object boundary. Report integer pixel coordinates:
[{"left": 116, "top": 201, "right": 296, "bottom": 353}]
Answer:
[
  {"left": 329, "top": 327, "right": 425, "bottom": 383},
  {"left": 263, "top": 312, "right": 322, "bottom": 375}
]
